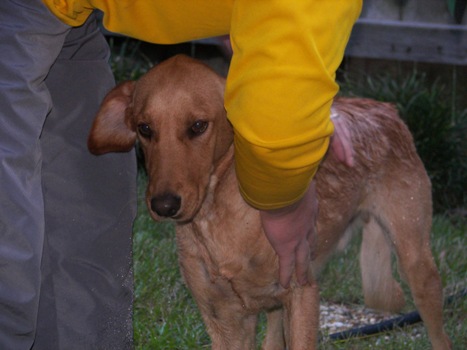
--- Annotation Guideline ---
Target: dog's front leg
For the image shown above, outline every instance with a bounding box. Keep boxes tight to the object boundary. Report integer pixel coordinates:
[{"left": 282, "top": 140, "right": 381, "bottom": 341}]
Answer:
[
  {"left": 189, "top": 277, "right": 258, "bottom": 350},
  {"left": 206, "top": 306, "right": 258, "bottom": 350},
  {"left": 177, "top": 247, "right": 258, "bottom": 349},
  {"left": 282, "top": 281, "right": 320, "bottom": 350}
]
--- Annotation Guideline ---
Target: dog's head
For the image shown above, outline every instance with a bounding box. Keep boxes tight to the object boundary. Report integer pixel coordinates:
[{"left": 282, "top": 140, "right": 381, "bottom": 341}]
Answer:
[{"left": 88, "top": 55, "right": 233, "bottom": 223}]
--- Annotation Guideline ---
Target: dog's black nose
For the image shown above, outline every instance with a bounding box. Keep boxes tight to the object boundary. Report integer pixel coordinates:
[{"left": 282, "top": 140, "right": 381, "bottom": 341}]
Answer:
[{"left": 151, "top": 193, "right": 181, "bottom": 218}]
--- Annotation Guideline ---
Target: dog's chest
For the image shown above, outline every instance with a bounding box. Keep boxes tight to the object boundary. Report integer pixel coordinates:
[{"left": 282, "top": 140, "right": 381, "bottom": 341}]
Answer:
[{"left": 177, "top": 206, "right": 284, "bottom": 311}]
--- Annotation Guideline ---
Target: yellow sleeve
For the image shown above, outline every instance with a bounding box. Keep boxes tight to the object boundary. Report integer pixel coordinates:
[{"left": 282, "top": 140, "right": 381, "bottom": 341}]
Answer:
[
  {"left": 42, "top": 0, "right": 233, "bottom": 43},
  {"left": 225, "top": 0, "right": 362, "bottom": 210}
]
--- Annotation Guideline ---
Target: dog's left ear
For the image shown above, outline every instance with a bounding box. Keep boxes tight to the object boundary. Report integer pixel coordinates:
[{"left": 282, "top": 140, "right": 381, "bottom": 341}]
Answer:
[{"left": 88, "top": 81, "right": 137, "bottom": 155}]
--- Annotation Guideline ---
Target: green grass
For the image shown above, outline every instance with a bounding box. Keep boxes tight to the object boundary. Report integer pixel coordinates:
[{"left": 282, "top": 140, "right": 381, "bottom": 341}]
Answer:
[{"left": 132, "top": 174, "right": 466, "bottom": 349}]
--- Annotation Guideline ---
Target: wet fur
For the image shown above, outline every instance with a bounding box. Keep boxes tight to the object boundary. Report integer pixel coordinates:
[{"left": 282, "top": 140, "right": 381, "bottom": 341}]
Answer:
[{"left": 88, "top": 55, "right": 450, "bottom": 349}]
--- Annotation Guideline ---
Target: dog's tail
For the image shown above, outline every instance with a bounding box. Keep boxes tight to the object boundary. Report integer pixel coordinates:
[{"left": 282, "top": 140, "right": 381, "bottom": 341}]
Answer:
[{"left": 359, "top": 215, "right": 406, "bottom": 312}]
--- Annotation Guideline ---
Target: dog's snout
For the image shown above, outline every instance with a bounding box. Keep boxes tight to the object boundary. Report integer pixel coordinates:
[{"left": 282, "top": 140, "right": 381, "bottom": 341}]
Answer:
[{"left": 151, "top": 193, "right": 181, "bottom": 218}]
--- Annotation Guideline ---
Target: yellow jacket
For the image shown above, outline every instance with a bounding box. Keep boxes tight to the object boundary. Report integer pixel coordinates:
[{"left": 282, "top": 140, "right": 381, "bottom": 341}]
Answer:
[{"left": 43, "top": 0, "right": 362, "bottom": 210}]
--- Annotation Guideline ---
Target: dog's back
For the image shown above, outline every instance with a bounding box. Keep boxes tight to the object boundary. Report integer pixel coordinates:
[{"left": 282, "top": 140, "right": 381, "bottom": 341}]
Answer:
[{"left": 315, "top": 98, "right": 433, "bottom": 311}]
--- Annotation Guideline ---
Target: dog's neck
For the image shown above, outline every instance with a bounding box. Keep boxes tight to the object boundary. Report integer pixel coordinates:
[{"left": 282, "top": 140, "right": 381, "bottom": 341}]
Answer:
[
  {"left": 194, "top": 143, "right": 236, "bottom": 219},
  {"left": 179, "top": 144, "right": 236, "bottom": 278},
  {"left": 212, "top": 143, "right": 235, "bottom": 183},
  {"left": 202, "top": 144, "right": 235, "bottom": 212}
]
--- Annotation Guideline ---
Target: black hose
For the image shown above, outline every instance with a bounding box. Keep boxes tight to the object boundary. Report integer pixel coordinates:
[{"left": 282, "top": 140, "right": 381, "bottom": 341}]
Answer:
[
  {"left": 326, "top": 310, "right": 421, "bottom": 341},
  {"left": 322, "top": 288, "right": 466, "bottom": 342}
]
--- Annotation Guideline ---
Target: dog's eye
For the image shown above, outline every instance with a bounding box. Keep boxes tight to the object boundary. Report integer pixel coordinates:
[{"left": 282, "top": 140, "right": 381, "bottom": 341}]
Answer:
[
  {"left": 190, "top": 120, "right": 208, "bottom": 136},
  {"left": 137, "top": 123, "right": 153, "bottom": 139}
]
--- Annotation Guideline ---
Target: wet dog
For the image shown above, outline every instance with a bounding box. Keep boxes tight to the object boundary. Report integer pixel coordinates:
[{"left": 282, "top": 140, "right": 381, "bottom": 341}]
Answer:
[{"left": 88, "top": 55, "right": 450, "bottom": 349}]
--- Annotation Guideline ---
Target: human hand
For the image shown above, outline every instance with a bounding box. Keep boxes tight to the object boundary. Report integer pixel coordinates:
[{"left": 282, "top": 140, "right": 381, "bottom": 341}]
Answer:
[
  {"left": 216, "top": 35, "right": 232, "bottom": 58},
  {"left": 330, "top": 108, "right": 354, "bottom": 167},
  {"left": 259, "top": 181, "right": 318, "bottom": 288}
]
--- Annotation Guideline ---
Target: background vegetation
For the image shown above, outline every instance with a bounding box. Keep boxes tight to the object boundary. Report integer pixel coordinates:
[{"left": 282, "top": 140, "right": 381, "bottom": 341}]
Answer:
[{"left": 109, "top": 39, "right": 466, "bottom": 349}]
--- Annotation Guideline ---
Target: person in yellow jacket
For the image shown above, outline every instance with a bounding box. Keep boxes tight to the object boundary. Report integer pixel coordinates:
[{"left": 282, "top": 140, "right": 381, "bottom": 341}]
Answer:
[{"left": 0, "top": 0, "right": 361, "bottom": 347}]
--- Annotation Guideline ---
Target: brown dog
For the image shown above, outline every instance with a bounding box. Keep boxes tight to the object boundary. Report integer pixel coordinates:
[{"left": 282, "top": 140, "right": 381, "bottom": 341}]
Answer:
[{"left": 88, "top": 55, "right": 451, "bottom": 349}]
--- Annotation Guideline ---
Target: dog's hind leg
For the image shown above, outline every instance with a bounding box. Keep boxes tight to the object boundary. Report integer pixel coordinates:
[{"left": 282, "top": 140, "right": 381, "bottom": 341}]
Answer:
[
  {"left": 367, "top": 173, "right": 451, "bottom": 349},
  {"left": 360, "top": 215, "right": 405, "bottom": 312},
  {"left": 390, "top": 221, "right": 451, "bottom": 349}
]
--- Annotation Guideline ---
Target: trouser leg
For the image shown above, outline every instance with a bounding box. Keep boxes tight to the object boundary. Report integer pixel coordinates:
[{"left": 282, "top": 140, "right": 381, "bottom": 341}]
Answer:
[
  {"left": 0, "top": 1, "right": 137, "bottom": 348},
  {"left": 0, "top": 1, "right": 70, "bottom": 349},
  {"left": 33, "top": 13, "right": 137, "bottom": 350}
]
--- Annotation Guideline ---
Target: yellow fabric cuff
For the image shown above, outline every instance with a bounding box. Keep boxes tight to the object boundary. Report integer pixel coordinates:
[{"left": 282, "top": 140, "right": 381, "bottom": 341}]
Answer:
[{"left": 233, "top": 114, "right": 332, "bottom": 210}]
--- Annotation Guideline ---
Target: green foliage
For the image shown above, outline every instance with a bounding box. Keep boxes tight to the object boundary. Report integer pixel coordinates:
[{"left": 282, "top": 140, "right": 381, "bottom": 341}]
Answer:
[
  {"left": 339, "top": 71, "right": 467, "bottom": 213},
  {"left": 108, "top": 37, "right": 153, "bottom": 83}
]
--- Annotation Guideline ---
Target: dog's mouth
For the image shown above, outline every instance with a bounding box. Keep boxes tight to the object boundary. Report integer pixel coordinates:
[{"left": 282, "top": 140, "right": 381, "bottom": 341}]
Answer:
[{"left": 148, "top": 209, "right": 195, "bottom": 225}]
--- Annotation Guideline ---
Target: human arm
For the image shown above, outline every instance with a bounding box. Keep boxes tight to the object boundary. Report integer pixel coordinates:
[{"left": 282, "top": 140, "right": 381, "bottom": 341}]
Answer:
[
  {"left": 330, "top": 109, "right": 355, "bottom": 167},
  {"left": 259, "top": 182, "right": 318, "bottom": 288},
  {"left": 226, "top": 0, "right": 361, "bottom": 287},
  {"left": 225, "top": 0, "right": 361, "bottom": 209}
]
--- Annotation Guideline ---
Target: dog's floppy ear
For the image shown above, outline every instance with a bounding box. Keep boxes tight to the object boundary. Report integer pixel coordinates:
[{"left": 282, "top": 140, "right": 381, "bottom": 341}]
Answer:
[{"left": 88, "top": 81, "right": 137, "bottom": 155}]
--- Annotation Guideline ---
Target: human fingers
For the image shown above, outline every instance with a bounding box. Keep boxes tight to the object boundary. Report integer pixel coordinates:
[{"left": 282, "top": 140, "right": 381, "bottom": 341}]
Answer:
[
  {"left": 277, "top": 249, "right": 295, "bottom": 288},
  {"left": 330, "top": 110, "right": 354, "bottom": 167},
  {"left": 307, "top": 181, "right": 319, "bottom": 260},
  {"left": 294, "top": 234, "right": 311, "bottom": 286},
  {"left": 260, "top": 183, "right": 316, "bottom": 288},
  {"left": 260, "top": 208, "right": 297, "bottom": 289}
]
